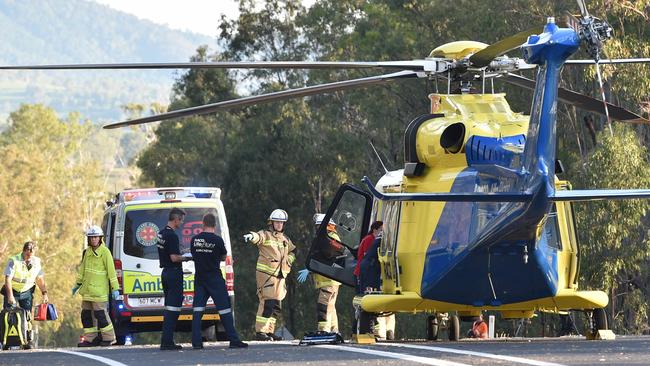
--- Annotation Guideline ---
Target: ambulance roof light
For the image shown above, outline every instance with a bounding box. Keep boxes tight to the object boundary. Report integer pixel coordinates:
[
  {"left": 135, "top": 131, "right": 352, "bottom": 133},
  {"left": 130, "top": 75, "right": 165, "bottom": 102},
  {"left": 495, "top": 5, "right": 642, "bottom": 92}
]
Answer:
[{"left": 117, "top": 187, "right": 221, "bottom": 203}]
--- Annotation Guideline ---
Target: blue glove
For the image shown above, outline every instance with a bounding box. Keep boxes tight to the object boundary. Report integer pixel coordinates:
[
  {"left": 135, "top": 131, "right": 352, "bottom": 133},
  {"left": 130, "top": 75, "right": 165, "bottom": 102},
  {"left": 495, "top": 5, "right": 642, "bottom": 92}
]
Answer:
[
  {"left": 297, "top": 269, "right": 310, "bottom": 283},
  {"left": 71, "top": 285, "right": 80, "bottom": 296},
  {"left": 112, "top": 290, "right": 120, "bottom": 299}
]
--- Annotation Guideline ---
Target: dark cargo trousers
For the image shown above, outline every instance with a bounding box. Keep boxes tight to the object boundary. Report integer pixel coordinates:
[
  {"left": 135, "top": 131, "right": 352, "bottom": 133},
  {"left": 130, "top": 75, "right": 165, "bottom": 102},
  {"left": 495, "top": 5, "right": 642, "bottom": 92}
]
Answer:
[
  {"left": 192, "top": 273, "right": 240, "bottom": 347},
  {"left": 161, "top": 267, "right": 184, "bottom": 346}
]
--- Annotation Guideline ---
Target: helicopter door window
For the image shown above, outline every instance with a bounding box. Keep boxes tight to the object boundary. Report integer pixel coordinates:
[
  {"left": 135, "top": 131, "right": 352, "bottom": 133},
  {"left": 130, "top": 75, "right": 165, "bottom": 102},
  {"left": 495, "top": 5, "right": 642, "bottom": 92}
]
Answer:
[
  {"left": 380, "top": 201, "right": 400, "bottom": 257},
  {"left": 544, "top": 204, "right": 561, "bottom": 250},
  {"left": 307, "top": 184, "right": 372, "bottom": 287}
]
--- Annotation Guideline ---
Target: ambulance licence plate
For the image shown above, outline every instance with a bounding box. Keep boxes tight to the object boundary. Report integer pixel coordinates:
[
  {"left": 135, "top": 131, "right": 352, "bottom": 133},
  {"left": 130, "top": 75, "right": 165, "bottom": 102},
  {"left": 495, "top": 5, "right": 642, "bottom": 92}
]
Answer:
[{"left": 137, "top": 297, "right": 163, "bottom": 306}]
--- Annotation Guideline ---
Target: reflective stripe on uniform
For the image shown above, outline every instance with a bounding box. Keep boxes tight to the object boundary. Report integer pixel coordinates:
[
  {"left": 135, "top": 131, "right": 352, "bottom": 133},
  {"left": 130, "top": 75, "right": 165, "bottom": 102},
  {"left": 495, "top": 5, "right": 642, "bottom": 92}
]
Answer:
[
  {"left": 256, "top": 315, "right": 269, "bottom": 324},
  {"left": 99, "top": 323, "right": 114, "bottom": 332},
  {"left": 83, "top": 327, "right": 99, "bottom": 333},
  {"left": 165, "top": 306, "right": 181, "bottom": 312},
  {"left": 262, "top": 239, "right": 285, "bottom": 247},
  {"left": 193, "top": 307, "right": 206, "bottom": 312},
  {"left": 256, "top": 262, "right": 279, "bottom": 276},
  {"left": 218, "top": 308, "right": 232, "bottom": 315},
  {"left": 84, "top": 268, "right": 107, "bottom": 275},
  {"left": 318, "top": 321, "right": 329, "bottom": 331}
]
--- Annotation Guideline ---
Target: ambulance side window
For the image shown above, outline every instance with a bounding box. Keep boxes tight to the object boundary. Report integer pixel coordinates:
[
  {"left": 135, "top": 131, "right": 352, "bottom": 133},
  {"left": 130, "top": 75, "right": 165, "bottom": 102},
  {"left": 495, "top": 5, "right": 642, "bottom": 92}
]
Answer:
[{"left": 101, "top": 212, "right": 115, "bottom": 251}]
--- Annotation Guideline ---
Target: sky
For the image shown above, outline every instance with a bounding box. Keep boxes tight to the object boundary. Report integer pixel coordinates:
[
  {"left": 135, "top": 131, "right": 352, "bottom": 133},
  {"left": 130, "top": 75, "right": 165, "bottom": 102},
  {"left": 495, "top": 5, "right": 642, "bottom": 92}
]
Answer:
[
  {"left": 92, "top": 0, "right": 314, "bottom": 37},
  {"left": 92, "top": 0, "right": 241, "bottom": 36}
]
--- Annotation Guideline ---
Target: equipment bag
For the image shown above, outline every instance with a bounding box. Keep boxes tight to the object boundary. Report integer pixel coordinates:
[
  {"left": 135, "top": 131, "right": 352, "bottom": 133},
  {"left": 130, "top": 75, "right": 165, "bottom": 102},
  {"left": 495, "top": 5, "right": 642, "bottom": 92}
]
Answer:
[
  {"left": 34, "top": 303, "right": 48, "bottom": 321},
  {"left": 1, "top": 306, "right": 30, "bottom": 349},
  {"left": 47, "top": 303, "right": 58, "bottom": 320}
]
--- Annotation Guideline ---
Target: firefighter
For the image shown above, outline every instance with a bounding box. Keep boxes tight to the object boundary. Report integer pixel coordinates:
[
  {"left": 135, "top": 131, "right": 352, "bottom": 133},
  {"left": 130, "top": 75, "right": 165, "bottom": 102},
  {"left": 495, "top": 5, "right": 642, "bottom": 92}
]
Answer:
[
  {"left": 2, "top": 241, "right": 49, "bottom": 349},
  {"left": 157, "top": 207, "right": 190, "bottom": 350},
  {"left": 73, "top": 226, "right": 119, "bottom": 347},
  {"left": 297, "top": 214, "right": 341, "bottom": 334},
  {"left": 243, "top": 209, "right": 296, "bottom": 341},
  {"left": 190, "top": 213, "right": 247, "bottom": 349}
]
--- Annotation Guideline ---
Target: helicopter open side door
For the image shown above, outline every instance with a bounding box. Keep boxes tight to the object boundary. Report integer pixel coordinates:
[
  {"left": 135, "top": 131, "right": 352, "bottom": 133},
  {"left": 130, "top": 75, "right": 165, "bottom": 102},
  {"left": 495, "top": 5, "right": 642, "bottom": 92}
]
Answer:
[{"left": 307, "top": 184, "right": 372, "bottom": 287}]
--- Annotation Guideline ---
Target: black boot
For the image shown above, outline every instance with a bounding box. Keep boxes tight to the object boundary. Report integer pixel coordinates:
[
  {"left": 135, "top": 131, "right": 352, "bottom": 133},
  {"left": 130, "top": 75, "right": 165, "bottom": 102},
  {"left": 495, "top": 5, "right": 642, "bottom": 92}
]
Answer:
[
  {"left": 267, "top": 333, "right": 283, "bottom": 341},
  {"left": 229, "top": 340, "right": 248, "bottom": 348},
  {"left": 255, "top": 332, "right": 272, "bottom": 341}
]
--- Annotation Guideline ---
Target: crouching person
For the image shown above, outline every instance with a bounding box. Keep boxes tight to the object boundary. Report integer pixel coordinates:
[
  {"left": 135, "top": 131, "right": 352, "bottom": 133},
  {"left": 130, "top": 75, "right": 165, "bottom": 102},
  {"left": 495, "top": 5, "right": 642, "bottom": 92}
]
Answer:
[
  {"left": 73, "top": 225, "right": 119, "bottom": 347},
  {"left": 191, "top": 213, "right": 247, "bottom": 349}
]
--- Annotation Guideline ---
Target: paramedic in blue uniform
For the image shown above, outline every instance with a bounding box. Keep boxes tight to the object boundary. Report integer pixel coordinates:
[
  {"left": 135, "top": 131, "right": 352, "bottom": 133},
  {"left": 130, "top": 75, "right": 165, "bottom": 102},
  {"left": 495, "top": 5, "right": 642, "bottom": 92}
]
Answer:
[
  {"left": 157, "top": 207, "right": 190, "bottom": 351},
  {"left": 190, "top": 213, "right": 247, "bottom": 349}
]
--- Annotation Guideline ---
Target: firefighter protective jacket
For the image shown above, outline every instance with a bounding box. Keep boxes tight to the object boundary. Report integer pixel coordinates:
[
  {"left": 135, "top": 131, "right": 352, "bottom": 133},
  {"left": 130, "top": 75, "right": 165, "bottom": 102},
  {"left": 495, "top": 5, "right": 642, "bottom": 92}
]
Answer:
[
  {"left": 314, "top": 227, "right": 341, "bottom": 288},
  {"left": 6, "top": 253, "right": 42, "bottom": 293},
  {"left": 76, "top": 244, "right": 119, "bottom": 302},
  {"left": 250, "top": 230, "right": 296, "bottom": 277}
]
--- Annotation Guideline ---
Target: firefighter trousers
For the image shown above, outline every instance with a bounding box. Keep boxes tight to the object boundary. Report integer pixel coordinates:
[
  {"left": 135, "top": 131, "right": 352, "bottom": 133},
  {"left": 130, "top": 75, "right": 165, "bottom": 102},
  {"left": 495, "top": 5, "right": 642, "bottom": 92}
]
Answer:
[
  {"left": 80, "top": 301, "right": 115, "bottom": 342},
  {"left": 255, "top": 271, "right": 286, "bottom": 333},
  {"left": 317, "top": 284, "right": 339, "bottom": 332}
]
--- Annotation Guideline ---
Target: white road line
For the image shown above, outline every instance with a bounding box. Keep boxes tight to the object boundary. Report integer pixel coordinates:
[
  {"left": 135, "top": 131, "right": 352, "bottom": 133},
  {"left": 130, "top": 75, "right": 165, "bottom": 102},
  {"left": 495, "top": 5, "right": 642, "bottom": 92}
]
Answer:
[
  {"left": 52, "top": 349, "right": 128, "bottom": 366},
  {"left": 318, "top": 344, "right": 470, "bottom": 366},
  {"left": 381, "top": 343, "right": 567, "bottom": 366}
]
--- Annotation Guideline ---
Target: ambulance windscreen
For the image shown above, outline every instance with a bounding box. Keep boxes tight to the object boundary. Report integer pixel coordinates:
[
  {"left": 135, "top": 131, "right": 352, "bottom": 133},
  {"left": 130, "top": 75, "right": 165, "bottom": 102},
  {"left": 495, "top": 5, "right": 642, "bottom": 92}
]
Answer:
[{"left": 123, "top": 207, "right": 221, "bottom": 259}]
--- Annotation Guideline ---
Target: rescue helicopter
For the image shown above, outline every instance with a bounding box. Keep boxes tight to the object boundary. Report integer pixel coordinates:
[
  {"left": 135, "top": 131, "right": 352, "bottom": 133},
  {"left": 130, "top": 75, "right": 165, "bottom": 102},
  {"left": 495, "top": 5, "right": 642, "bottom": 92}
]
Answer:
[{"left": 3, "top": 0, "right": 650, "bottom": 341}]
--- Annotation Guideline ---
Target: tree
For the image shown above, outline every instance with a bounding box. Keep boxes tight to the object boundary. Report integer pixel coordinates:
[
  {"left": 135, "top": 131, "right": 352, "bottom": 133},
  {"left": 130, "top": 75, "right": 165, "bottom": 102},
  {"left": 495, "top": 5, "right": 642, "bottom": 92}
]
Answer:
[
  {"left": 572, "top": 125, "right": 650, "bottom": 333},
  {"left": 0, "top": 104, "right": 104, "bottom": 346}
]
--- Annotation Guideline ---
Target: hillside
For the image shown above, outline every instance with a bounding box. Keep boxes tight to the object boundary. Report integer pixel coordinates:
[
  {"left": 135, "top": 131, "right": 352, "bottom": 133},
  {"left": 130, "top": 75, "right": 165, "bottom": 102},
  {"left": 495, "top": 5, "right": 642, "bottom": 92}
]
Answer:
[{"left": 0, "top": 0, "right": 216, "bottom": 123}]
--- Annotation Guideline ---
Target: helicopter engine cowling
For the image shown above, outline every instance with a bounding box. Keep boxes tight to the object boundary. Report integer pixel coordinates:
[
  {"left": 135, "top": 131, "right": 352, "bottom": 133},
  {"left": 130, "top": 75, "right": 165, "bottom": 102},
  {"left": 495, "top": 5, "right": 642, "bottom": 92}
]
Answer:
[{"left": 402, "top": 93, "right": 529, "bottom": 189}]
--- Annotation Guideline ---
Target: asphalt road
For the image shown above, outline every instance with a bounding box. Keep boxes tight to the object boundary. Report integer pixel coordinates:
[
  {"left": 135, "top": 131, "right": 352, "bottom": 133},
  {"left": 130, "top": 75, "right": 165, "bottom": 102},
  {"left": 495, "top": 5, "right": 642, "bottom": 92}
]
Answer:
[{"left": 1, "top": 336, "right": 649, "bottom": 366}]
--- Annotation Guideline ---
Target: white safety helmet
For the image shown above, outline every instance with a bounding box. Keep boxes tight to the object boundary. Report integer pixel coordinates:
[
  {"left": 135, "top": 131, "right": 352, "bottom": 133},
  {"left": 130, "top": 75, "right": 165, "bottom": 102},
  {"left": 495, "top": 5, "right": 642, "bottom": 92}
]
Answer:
[
  {"left": 86, "top": 225, "right": 104, "bottom": 237},
  {"left": 313, "top": 213, "right": 334, "bottom": 226},
  {"left": 268, "top": 209, "right": 288, "bottom": 222}
]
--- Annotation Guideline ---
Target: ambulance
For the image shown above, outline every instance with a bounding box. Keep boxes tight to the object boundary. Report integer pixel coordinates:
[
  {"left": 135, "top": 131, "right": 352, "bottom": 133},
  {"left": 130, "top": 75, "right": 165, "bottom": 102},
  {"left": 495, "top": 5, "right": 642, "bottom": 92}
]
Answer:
[{"left": 100, "top": 187, "right": 235, "bottom": 344}]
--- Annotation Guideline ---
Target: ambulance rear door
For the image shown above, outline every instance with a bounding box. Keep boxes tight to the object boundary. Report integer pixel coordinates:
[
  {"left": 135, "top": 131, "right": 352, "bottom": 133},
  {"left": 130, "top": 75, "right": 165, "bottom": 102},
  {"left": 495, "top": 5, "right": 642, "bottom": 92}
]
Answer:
[{"left": 119, "top": 203, "right": 224, "bottom": 311}]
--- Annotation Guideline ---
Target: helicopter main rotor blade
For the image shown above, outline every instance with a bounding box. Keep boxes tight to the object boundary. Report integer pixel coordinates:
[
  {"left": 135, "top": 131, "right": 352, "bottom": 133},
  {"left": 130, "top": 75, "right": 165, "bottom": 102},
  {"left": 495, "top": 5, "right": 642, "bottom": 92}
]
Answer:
[
  {"left": 566, "top": 58, "right": 650, "bottom": 65},
  {"left": 103, "top": 70, "right": 422, "bottom": 129},
  {"left": 469, "top": 24, "right": 569, "bottom": 68},
  {"left": 0, "top": 60, "right": 438, "bottom": 71},
  {"left": 502, "top": 73, "right": 650, "bottom": 124}
]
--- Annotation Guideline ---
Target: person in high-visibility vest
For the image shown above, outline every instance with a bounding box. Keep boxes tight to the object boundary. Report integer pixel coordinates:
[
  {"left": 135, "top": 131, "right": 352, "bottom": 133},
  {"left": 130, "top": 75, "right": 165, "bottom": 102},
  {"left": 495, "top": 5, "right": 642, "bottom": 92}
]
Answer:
[
  {"left": 297, "top": 214, "right": 341, "bottom": 333},
  {"left": 2, "top": 241, "right": 49, "bottom": 349},
  {"left": 73, "top": 226, "right": 119, "bottom": 347},
  {"left": 243, "top": 209, "right": 296, "bottom": 341}
]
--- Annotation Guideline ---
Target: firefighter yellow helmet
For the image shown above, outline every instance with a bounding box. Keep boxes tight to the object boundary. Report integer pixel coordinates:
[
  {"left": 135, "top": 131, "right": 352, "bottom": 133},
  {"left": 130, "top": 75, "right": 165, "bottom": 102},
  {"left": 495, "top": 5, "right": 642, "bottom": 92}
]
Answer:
[{"left": 268, "top": 209, "right": 288, "bottom": 222}]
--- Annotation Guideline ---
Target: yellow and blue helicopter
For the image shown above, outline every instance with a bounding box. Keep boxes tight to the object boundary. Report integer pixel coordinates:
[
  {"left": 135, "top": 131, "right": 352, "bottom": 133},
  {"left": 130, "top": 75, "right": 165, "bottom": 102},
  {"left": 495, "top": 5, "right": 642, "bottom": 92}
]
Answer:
[{"left": 3, "top": 0, "right": 650, "bottom": 342}]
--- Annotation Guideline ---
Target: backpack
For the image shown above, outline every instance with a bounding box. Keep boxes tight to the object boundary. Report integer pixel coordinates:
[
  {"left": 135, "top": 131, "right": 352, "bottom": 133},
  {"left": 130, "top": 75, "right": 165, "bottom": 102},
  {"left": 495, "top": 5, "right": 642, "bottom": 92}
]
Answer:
[{"left": 1, "top": 306, "right": 30, "bottom": 349}]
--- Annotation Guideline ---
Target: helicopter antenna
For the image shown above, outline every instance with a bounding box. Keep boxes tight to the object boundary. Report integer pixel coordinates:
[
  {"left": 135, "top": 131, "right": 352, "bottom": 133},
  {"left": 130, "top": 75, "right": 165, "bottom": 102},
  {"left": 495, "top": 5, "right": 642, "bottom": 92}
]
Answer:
[{"left": 369, "top": 139, "right": 389, "bottom": 174}]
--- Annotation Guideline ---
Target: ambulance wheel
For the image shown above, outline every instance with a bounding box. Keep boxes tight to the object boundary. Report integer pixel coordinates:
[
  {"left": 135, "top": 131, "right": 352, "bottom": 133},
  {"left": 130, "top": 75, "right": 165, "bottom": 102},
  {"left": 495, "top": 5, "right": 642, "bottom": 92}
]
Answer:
[
  {"left": 594, "top": 308, "right": 608, "bottom": 330},
  {"left": 114, "top": 333, "right": 127, "bottom": 345},
  {"left": 426, "top": 315, "right": 439, "bottom": 341},
  {"left": 448, "top": 315, "right": 460, "bottom": 341}
]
